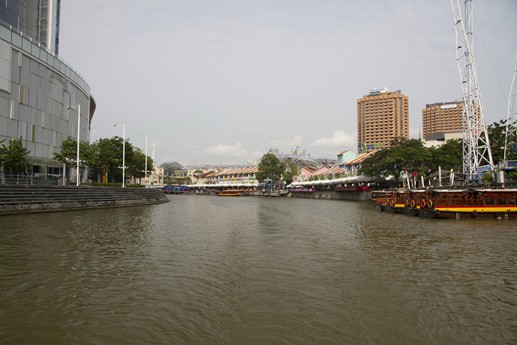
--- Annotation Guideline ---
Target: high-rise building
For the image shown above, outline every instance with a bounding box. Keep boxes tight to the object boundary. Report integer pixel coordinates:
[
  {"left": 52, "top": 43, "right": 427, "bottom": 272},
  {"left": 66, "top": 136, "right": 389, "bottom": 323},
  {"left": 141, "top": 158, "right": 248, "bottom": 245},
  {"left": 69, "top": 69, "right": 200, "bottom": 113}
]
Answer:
[
  {"left": 422, "top": 101, "right": 464, "bottom": 140},
  {"left": 357, "top": 87, "right": 409, "bottom": 153},
  {"left": 0, "top": 1, "right": 94, "bottom": 183}
]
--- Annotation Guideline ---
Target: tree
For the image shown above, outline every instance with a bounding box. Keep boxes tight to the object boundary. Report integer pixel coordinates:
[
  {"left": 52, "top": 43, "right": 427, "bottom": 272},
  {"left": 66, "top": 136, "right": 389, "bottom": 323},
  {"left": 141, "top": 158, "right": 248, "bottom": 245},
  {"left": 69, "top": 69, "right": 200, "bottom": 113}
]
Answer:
[
  {"left": 54, "top": 137, "right": 78, "bottom": 165},
  {"left": 481, "top": 171, "right": 493, "bottom": 186},
  {"left": 282, "top": 160, "right": 299, "bottom": 185},
  {"left": 90, "top": 137, "right": 122, "bottom": 183},
  {"left": 126, "top": 148, "right": 154, "bottom": 180},
  {"left": 53, "top": 135, "right": 154, "bottom": 184},
  {"left": 430, "top": 138, "right": 463, "bottom": 172},
  {"left": 359, "top": 148, "right": 392, "bottom": 179},
  {"left": 487, "top": 119, "right": 517, "bottom": 165},
  {"left": 1, "top": 138, "right": 30, "bottom": 175},
  {"left": 256, "top": 152, "right": 284, "bottom": 186},
  {"left": 0, "top": 139, "right": 5, "bottom": 166},
  {"left": 360, "top": 139, "right": 432, "bottom": 185},
  {"left": 91, "top": 136, "right": 129, "bottom": 184},
  {"left": 161, "top": 162, "right": 183, "bottom": 177},
  {"left": 53, "top": 137, "right": 93, "bottom": 177}
]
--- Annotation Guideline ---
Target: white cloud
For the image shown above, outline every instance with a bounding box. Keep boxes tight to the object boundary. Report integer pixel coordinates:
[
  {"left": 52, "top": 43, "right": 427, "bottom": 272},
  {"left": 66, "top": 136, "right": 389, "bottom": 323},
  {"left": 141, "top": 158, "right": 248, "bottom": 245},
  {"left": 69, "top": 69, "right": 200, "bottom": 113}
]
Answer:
[
  {"left": 59, "top": 1, "right": 517, "bottom": 165},
  {"left": 270, "top": 134, "right": 303, "bottom": 148},
  {"left": 201, "top": 143, "right": 250, "bottom": 157},
  {"left": 311, "top": 130, "right": 355, "bottom": 148}
]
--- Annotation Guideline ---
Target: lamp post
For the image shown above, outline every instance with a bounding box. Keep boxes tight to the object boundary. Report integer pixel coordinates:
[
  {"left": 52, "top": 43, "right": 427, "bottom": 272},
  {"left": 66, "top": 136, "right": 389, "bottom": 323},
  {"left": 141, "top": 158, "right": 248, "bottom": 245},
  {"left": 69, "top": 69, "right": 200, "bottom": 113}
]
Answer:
[
  {"left": 139, "top": 135, "right": 148, "bottom": 187},
  {"left": 144, "top": 136, "right": 148, "bottom": 187},
  {"left": 151, "top": 143, "right": 156, "bottom": 186},
  {"left": 68, "top": 104, "right": 81, "bottom": 187},
  {"left": 114, "top": 123, "right": 126, "bottom": 188}
]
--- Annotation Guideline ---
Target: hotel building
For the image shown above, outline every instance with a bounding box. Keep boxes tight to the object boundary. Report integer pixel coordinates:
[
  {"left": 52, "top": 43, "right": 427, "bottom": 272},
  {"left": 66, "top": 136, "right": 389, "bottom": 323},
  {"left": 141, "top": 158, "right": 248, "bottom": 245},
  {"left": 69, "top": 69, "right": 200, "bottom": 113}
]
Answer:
[
  {"left": 357, "top": 88, "right": 409, "bottom": 153},
  {"left": 0, "top": 1, "right": 95, "bottom": 181},
  {"left": 422, "top": 101, "right": 465, "bottom": 140}
]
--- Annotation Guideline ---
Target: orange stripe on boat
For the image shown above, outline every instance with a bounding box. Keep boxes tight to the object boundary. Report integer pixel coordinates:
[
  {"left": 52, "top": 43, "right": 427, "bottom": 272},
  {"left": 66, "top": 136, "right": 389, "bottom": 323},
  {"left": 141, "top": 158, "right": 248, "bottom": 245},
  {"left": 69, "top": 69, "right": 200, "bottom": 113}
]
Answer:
[{"left": 435, "top": 207, "right": 517, "bottom": 213}]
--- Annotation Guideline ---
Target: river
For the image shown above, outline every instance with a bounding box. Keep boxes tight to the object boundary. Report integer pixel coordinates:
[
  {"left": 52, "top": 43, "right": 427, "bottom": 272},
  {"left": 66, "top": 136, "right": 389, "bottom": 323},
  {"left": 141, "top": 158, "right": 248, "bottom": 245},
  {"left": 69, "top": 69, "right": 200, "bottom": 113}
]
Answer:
[{"left": 1, "top": 195, "right": 516, "bottom": 344}]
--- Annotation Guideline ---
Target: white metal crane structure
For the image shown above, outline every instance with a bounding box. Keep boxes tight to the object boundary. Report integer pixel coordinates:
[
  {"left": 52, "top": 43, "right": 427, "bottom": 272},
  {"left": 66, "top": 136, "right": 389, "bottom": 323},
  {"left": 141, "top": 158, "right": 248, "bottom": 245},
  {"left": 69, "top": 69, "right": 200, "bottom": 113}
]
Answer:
[
  {"left": 451, "top": 0, "right": 494, "bottom": 182},
  {"left": 503, "top": 52, "right": 517, "bottom": 164}
]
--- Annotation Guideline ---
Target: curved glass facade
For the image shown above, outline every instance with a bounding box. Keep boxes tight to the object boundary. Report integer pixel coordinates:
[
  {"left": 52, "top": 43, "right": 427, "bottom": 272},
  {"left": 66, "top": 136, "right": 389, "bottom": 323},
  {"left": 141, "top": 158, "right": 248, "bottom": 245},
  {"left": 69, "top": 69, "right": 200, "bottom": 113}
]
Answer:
[
  {"left": 0, "top": 23, "right": 93, "bottom": 179},
  {"left": 0, "top": 0, "right": 60, "bottom": 54}
]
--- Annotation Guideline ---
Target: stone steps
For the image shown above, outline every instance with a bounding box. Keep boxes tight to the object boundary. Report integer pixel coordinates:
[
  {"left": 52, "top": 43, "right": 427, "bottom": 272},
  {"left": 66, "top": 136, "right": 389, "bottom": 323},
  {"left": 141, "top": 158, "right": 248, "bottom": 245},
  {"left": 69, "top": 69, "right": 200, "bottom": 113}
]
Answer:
[{"left": 0, "top": 185, "right": 169, "bottom": 215}]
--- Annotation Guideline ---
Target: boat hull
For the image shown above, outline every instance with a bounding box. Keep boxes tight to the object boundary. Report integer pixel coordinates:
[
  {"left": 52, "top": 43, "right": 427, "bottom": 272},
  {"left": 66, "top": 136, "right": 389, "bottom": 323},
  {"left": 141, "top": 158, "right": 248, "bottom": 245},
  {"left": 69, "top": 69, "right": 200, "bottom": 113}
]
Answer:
[
  {"left": 402, "top": 207, "right": 420, "bottom": 217},
  {"left": 419, "top": 207, "right": 517, "bottom": 219},
  {"left": 382, "top": 204, "right": 404, "bottom": 213},
  {"left": 217, "top": 192, "right": 248, "bottom": 197}
]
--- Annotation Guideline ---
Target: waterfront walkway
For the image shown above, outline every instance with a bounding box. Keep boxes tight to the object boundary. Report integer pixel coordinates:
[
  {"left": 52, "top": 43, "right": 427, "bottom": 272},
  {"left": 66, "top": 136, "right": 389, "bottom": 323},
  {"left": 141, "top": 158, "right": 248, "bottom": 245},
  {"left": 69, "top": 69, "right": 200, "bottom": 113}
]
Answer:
[{"left": 0, "top": 185, "right": 169, "bottom": 215}]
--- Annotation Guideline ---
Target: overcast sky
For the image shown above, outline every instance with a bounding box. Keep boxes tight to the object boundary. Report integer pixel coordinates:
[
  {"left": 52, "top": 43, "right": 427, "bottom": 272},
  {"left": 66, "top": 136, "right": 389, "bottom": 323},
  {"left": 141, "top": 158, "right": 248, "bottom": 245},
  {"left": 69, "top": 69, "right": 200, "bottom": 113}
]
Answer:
[{"left": 59, "top": 0, "right": 517, "bottom": 166}]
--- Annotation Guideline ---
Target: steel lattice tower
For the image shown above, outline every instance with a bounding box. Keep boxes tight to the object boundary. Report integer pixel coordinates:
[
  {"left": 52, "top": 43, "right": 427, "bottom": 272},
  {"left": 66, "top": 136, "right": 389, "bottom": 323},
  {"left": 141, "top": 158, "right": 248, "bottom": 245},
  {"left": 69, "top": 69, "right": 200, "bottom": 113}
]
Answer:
[
  {"left": 451, "top": 0, "right": 494, "bottom": 182},
  {"left": 503, "top": 52, "right": 517, "bottom": 163}
]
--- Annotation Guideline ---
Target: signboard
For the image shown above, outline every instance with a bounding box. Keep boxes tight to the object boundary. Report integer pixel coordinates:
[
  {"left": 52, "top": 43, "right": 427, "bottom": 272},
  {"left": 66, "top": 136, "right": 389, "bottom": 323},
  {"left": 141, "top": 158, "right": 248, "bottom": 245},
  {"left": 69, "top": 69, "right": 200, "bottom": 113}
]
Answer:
[{"left": 368, "top": 87, "right": 389, "bottom": 95}]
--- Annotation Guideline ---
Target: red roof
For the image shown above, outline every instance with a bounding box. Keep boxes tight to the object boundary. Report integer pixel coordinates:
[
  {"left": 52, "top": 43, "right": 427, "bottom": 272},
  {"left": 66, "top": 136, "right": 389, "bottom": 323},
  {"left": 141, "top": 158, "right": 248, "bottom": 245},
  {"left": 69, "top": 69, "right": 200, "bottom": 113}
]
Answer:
[
  {"left": 344, "top": 151, "right": 375, "bottom": 165},
  {"left": 213, "top": 166, "right": 259, "bottom": 177},
  {"left": 312, "top": 165, "right": 346, "bottom": 176}
]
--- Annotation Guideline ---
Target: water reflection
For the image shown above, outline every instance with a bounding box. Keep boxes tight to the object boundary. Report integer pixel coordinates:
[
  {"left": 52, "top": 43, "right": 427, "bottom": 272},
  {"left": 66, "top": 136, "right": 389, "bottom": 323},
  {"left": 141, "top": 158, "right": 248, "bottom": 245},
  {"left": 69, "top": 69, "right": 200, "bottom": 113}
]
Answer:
[{"left": 0, "top": 196, "right": 516, "bottom": 344}]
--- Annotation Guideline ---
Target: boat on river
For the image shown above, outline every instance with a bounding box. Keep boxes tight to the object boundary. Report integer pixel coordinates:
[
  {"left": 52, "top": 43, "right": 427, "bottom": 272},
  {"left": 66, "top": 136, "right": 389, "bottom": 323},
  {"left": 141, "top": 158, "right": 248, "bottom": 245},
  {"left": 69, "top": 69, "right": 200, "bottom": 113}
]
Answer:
[
  {"left": 401, "top": 189, "right": 427, "bottom": 217},
  {"left": 370, "top": 190, "right": 404, "bottom": 213},
  {"left": 370, "top": 188, "right": 517, "bottom": 219},
  {"left": 217, "top": 189, "right": 250, "bottom": 197},
  {"left": 370, "top": 190, "right": 391, "bottom": 211},
  {"left": 419, "top": 188, "right": 517, "bottom": 219}
]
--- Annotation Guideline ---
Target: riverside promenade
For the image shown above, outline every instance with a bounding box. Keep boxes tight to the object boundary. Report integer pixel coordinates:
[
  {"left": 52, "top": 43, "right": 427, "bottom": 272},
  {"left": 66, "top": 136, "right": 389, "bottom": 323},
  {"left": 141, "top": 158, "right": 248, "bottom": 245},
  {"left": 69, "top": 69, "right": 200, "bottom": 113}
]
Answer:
[
  {"left": 290, "top": 190, "right": 372, "bottom": 201},
  {"left": 0, "top": 185, "right": 169, "bottom": 215}
]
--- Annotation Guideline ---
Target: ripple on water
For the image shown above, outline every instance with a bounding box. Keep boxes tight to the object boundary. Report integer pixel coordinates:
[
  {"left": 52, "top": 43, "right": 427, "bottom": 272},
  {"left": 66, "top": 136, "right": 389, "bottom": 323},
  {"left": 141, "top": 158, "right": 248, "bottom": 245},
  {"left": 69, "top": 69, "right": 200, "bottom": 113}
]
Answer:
[{"left": 1, "top": 197, "right": 516, "bottom": 344}]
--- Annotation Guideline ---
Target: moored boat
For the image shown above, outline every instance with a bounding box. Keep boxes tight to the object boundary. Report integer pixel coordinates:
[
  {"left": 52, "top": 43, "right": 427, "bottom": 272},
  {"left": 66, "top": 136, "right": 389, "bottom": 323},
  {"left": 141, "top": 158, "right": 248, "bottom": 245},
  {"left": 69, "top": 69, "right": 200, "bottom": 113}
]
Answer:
[
  {"left": 217, "top": 189, "right": 250, "bottom": 197},
  {"left": 384, "top": 190, "right": 406, "bottom": 213},
  {"left": 372, "top": 187, "right": 517, "bottom": 219},
  {"left": 370, "top": 190, "right": 404, "bottom": 213},
  {"left": 370, "top": 190, "right": 390, "bottom": 211},
  {"left": 418, "top": 188, "right": 517, "bottom": 219},
  {"left": 402, "top": 189, "right": 427, "bottom": 217}
]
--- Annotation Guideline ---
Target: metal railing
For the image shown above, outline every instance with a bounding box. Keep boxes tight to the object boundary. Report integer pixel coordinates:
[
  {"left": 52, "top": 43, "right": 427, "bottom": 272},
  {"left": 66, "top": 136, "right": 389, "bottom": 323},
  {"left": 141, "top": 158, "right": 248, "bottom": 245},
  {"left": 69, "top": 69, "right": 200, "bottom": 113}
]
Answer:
[{"left": 0, "top": 173, "right": 62, "bottom": 186}]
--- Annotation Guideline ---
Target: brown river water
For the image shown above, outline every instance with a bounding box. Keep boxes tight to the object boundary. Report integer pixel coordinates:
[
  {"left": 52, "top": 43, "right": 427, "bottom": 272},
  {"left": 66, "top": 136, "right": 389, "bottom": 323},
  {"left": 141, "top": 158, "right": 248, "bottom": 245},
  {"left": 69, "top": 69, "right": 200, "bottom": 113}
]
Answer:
[{"left": 1, "top": 195, "right": 516, "bottom": 344}]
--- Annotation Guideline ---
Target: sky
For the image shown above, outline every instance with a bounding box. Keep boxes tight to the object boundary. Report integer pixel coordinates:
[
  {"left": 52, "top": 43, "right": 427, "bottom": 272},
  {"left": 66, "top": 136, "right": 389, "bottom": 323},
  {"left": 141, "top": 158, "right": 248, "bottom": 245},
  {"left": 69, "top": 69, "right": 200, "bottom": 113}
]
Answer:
[{"left": 59, "top": 0, "right": 517, "bottom": 166}]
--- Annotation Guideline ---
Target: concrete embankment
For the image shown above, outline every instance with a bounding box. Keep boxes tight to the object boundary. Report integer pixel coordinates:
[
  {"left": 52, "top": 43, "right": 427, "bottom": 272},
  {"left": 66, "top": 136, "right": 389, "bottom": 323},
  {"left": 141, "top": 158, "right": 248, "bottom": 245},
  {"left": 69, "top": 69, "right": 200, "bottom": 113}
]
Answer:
[
  {"left": 289, "top": 190, "right": 372, "bottom": 201},
  {"left": 0, "top": 185, "right": 169, "bottom": 215}
]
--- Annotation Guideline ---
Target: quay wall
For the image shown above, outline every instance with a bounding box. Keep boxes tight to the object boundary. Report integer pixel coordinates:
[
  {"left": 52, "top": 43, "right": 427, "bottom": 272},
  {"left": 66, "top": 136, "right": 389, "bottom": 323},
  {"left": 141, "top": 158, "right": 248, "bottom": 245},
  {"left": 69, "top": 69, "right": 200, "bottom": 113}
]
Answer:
[
  {"left": 290, "top": 191, "right": 372, "bottom": 201},
  {"left": 0, "top": 185, "right": 169, "bottom": 216}
]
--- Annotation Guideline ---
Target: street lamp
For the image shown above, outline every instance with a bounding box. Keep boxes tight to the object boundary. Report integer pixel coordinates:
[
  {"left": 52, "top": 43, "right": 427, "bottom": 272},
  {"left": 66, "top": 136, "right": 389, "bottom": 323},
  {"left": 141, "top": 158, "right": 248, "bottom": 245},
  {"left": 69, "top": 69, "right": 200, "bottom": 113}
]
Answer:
[
  {"left": 151, "top": 143, "right": 156, "bottom": 186},
  {"left": 139, "top": 135, "right": 148, "bottom": 187},
  {"left": 114, "top": 123, "right": 126, "bottom": 188},
  {"left": 68, "top": 104, "right": 81, "bottom": 187}
]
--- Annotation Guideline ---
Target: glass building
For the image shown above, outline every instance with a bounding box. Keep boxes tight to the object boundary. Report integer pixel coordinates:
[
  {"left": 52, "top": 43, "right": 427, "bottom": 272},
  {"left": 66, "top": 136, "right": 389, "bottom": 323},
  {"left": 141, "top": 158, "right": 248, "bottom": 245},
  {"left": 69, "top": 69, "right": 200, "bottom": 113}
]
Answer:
[{"left": 0, "top": 0, "right": 95, "bottom": 182}]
